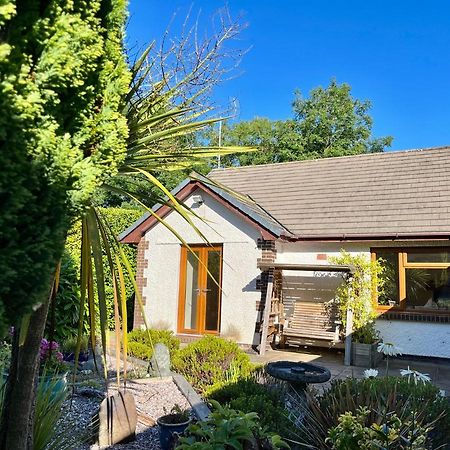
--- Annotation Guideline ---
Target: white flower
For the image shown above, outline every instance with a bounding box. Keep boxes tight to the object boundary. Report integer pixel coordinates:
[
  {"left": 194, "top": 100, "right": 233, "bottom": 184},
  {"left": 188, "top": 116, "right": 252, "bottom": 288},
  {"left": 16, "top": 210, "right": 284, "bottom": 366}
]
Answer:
[
  {"left": 377, "top": 342, "right": 403, "bottom": 357},
  {"left": 364, "top": 369, "right": 378, "bottom": 379},
  {"left": 400, "top": 366, "right": 431, "bottom": 384}
]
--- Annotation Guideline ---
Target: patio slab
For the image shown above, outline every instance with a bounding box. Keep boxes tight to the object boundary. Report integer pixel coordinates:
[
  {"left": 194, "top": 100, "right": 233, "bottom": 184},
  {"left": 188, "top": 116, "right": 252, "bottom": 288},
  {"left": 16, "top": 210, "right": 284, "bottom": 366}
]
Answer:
[{"left": 249, "top": 347, "right": 450, "bottom": 394}]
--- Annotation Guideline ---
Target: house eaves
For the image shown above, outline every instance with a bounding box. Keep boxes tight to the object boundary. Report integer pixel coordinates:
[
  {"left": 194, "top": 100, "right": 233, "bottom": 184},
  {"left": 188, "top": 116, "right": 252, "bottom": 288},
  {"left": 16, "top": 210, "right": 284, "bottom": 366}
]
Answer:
[{"left": 118, "top": 176, "right": 291, "bottom": 243}]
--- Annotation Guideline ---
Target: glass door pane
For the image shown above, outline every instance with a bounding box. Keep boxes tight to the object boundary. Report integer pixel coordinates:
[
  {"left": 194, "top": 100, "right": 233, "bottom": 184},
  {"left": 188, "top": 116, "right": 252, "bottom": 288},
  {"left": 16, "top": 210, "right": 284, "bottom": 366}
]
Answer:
[
  {"left": 183, "top": 251, "right": 200, "bottom": 330},
  {"left": 204, "top": 250, "right": 221, "bottom": 332}
]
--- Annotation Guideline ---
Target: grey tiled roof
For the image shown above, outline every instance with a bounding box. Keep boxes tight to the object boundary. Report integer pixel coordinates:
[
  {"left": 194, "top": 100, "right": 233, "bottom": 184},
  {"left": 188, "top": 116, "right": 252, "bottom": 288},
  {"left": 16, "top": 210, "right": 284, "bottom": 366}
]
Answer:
[
  {"left": 194, "top": 175, "right": 290, "bottom": 237},
  {"left": 209, "top": 146, "right": 450, "bottom": 238}
]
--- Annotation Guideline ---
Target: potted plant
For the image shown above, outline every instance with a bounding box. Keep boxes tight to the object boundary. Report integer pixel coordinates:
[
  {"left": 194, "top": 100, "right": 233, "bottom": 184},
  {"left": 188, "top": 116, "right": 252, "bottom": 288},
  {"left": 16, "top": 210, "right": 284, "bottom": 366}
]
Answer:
[
  {"left": 330, "top": 251, "right": 385, "bottom": 368},
  {"left": 157, "top": 404, "right": 191, "bottom": 450},
  {"left": 62, "top": 335, "right": 90, "bottom": 362},
  {"left": 351, "top": 321, "right": 383, "bottom": 368}
]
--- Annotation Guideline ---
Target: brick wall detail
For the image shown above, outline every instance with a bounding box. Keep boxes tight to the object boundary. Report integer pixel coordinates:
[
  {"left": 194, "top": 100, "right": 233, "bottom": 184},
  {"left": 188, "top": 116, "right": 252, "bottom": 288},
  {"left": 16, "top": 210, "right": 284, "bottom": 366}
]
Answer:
[{"left": 133, "top": 236, "right": 149, "bottom": 328}]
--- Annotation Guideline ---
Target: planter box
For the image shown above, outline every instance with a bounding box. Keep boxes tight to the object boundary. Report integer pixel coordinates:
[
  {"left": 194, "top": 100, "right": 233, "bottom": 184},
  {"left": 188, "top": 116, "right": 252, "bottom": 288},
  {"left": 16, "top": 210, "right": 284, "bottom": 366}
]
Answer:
[{"left": 351, "top": 341, "right": 382, "bottom": 368}]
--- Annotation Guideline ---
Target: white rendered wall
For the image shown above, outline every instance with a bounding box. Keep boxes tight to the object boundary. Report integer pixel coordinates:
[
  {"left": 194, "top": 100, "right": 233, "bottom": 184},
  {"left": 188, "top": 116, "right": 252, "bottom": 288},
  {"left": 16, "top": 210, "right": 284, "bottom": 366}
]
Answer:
[
  {"left": 376, "top": 320, "right": 450, "bottom": 359},
  {"left": 141, "top": 189, "right": 262, "bottom": 345},
  {"left": 276, "top": 241, "right": 450, "bottom": 359}
]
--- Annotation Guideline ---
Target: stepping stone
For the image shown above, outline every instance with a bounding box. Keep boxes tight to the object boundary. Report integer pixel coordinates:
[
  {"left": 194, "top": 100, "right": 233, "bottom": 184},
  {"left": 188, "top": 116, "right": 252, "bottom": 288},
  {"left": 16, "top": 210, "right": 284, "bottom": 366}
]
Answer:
[
  {"left": 149, "top": 343, "right": 171, "bottom": 377},
  {"left": 98, "top": 391, "right": 137, "bottom": 448}
]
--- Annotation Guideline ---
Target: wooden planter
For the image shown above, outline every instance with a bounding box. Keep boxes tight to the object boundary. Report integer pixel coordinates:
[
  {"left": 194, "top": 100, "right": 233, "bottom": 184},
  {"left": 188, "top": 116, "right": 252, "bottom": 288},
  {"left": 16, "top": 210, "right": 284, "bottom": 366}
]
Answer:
[{"left": 351, "top": 341, "right": 383, "bottom": 368}]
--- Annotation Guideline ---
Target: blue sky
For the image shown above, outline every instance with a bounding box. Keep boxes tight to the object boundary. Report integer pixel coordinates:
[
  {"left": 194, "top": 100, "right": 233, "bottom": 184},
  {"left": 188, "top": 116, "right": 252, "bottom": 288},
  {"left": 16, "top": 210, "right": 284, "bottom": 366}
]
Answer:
[{"left": 128, "top": 1, "right": 450, "bottom": 150}]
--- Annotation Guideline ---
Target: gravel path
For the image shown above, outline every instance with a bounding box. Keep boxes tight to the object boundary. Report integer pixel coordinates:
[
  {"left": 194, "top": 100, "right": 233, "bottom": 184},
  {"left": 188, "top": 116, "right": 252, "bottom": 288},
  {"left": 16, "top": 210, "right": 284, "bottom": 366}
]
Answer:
[{"left": 64, "top": 378, "right": 191, "bottom": 449}]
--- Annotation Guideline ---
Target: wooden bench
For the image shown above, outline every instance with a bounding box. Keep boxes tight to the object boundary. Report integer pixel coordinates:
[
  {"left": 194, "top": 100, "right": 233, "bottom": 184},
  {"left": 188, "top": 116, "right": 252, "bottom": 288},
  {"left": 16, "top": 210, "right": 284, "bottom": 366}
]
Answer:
[{"left": 280, "top": 301, "right": 344, "bottom": 349}]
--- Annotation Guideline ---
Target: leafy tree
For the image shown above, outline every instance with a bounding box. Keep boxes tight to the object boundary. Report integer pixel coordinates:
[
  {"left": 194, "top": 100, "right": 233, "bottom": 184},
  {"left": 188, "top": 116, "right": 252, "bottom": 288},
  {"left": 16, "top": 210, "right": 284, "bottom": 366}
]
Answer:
[
  {"left": 0, "top": 1, "right": 130, "bottom": 448},
  {"left": 293, "top": 79, "right": 392, "bottom": 156},
  {"left": 216, "top": 80, "right": 392, "bottom": 166}
]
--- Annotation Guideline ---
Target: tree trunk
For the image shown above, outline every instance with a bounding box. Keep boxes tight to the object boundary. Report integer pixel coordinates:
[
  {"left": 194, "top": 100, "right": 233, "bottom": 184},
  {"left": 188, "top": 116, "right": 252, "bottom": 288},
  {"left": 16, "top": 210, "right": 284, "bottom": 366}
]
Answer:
[{"left": 0, "top": 298, "right": 51, "bottom": 450}]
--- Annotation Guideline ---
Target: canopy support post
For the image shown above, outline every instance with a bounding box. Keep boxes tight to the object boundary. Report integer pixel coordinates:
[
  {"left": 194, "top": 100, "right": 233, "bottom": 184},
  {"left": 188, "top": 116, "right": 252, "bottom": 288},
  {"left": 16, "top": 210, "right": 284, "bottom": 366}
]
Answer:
[
  {"left": 344, "top": 278, "right": 353, "bottom": 366},
  {"left": 260, "top": 269, "right": 274, "bottom": 356}
]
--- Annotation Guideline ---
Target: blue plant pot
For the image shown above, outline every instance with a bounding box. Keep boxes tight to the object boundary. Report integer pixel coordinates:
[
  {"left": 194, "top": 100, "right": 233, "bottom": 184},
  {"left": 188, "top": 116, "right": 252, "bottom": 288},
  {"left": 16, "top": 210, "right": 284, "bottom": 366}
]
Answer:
[
  {"left": 38, "top": 372, "right": 68, "bottom": 400},
  {"left": 3, "top": 372, "right": 67, "bottom": 401},
  {"left": 157, "top": 415, "right": 191, "bottom": 450}
]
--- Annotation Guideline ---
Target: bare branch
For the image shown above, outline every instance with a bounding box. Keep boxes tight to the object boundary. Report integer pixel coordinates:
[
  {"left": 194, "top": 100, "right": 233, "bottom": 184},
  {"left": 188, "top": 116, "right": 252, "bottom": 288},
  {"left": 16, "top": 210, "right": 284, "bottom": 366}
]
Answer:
[{"left": 129, "top": 6, "right": 249, "bottom": 119}]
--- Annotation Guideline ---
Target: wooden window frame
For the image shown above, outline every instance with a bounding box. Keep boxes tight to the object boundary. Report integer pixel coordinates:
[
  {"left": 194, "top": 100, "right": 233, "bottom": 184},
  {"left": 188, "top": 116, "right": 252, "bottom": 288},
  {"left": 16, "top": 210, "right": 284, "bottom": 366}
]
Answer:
[
  {"left": 372, "top": 247, "right": 450, "bottom": 315},
  {"left": 177, "top": 245, "right": 223, "bottom": 335}
]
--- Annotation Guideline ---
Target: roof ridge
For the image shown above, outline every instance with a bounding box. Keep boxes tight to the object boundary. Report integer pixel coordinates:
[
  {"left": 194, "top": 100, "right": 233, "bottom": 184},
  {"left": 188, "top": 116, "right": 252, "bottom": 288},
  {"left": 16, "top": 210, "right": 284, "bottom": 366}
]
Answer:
[{"left": 209, "top": 145, "right": 450, "bottom": 173}]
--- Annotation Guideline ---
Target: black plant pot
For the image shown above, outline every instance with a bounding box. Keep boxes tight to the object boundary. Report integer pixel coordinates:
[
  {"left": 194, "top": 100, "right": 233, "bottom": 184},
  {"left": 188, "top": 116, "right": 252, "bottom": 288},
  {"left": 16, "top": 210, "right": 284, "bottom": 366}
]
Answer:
[
  {"left": 63, "top": 351, "right": 89, "bottom": 362},
  {"left": 157, "top": 414, "right": 191, "bottom": 450}
]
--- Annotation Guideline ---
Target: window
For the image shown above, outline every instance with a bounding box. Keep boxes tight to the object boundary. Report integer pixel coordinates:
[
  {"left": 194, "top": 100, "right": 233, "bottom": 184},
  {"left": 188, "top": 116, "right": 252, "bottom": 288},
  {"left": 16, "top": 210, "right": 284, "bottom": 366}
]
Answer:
[{"left": 372, "top": 248, "right": 450, "bottom": 312}]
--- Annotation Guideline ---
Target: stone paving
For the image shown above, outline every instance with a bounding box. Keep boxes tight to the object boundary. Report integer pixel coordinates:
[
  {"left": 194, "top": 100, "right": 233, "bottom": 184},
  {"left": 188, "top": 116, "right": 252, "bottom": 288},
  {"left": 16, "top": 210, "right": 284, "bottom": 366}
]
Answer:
[{"left": 249, "top": 347, "right": 450, "bottom": 394}]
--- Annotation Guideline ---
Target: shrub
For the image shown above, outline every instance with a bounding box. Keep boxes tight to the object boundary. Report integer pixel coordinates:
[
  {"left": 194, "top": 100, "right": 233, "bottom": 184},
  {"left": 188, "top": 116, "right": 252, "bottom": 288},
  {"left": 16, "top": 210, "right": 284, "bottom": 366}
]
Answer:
[
  {"left": 172, "top": 336, "right": 255, "bottom": 394},
  {"left": 127, "top": 341, "right": 152, "bottom": 360},
  {"left": 176, "top": 400, "right": 289, "bottom": 449},
  {"left": 127, "top": 329, "right": 180, "bottom": 361},
  {"left": 297, "top": 376, "right": 450, "bottom": 449},
  {"left": 61, "top": 334, "right": 89, "bottom": 354},
  {"left": 207, "top": 375, "right": 291, "bottom": 435},
  {"left": 327, "top": 407, "right": 430, "bottom": 450}
]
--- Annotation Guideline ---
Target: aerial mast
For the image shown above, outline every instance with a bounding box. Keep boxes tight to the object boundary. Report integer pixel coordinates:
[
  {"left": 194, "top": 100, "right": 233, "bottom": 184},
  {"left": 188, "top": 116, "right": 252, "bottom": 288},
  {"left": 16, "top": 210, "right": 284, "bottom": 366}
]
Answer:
[{"left": 217, "top": 120, "right": 222, "bottom": 169}]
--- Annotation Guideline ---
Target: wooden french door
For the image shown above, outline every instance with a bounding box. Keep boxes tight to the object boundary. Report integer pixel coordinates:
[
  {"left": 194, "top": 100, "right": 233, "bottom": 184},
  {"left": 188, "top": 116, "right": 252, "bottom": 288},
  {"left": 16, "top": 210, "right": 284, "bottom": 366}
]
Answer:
[{"left": 177, "top": 246, "right": 222, "bottom": 334}]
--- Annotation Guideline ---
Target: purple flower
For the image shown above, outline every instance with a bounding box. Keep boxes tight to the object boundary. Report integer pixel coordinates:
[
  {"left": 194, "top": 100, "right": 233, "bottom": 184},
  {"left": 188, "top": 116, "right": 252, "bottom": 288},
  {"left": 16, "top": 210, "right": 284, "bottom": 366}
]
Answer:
[{"left": 39, "top": 338, "right": 61, "bottom": 360}]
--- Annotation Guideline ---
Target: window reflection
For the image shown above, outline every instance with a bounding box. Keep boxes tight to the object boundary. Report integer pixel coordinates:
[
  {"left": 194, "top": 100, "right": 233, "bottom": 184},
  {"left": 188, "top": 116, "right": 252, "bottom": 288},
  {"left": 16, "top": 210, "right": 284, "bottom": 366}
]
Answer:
[
  {"left": 406, "top": 267, "right": 450, "bottom": 310},
  {"left": 376, "top": 251, "right": 399, "bottom": 306},
  {"left": 375, "top": 248, "right": 450, "bottom": 311}
]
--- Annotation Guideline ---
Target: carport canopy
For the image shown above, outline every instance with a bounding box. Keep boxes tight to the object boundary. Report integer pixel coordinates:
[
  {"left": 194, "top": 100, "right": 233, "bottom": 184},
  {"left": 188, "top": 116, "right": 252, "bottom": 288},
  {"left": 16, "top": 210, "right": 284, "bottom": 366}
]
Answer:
[{"left": 258, "top": 261, "right": 355, "bottom": 364}]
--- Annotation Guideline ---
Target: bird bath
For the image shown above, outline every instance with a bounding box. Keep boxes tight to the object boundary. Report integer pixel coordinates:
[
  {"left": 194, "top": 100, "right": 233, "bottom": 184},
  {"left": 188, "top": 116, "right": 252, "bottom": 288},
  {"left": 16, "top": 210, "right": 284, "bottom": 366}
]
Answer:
[{"left": 265, "top": 361, "right": 331, "bottom": 393}]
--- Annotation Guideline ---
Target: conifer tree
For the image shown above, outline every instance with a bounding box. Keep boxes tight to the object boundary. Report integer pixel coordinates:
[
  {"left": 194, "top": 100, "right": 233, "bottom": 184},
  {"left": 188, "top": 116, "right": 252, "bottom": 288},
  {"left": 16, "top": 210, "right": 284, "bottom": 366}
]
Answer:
[{"left": 0, "top": 2, "right": 130, "bottom": 448}]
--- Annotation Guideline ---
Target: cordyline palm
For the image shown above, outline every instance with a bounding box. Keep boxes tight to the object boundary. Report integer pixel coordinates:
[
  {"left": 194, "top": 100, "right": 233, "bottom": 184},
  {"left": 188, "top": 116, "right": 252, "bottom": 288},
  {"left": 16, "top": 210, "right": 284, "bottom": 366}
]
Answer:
[{"left": 69, "top": 44, "right": 252, "bottom": 381}]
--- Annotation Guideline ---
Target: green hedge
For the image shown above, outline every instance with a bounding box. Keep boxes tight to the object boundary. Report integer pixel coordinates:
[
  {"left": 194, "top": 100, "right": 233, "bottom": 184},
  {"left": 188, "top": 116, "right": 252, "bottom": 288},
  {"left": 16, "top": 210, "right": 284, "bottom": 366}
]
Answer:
[
  {"left": 127, "top": 329, "right": 180, "bottom": 361},
  {"left": 172, "top": 336, "right": 255, "bottom": 395},
  {"left": 48, "top": 207, "right": 142, "bottom": 341}
]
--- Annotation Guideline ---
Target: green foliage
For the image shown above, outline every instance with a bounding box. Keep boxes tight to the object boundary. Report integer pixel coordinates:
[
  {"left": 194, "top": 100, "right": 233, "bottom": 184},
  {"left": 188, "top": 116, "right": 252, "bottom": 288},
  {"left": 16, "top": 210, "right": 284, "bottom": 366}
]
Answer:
[
  {"left": 327, "top": 407, "right": 430, "bottom": 450},
  {"left": 172, "top": 336, "right": 255, "bottom": 394},
  {"left": 47, "top": 252, "right": 83, "bottom": 342},
  {"left": 127, "top": 329, "right": 180, "bottom": 361},
  {"left": 0, "top": 341, "right": 11, "bottom": 369},
  {"left": 176, "top": 400, "right": 290, "bottom": 449},
  {"left": 213, "top": 79, "right": 392, "bottom": 168},
  {"left": 207, "top": 375, "right": 291, "bottom": 436},
  {"left": 61, "top": 335, "right": 89, "bottom": 354},
  {"left": 34, "top": 375, "right": 74, "bottom": 450},
  {"left": 48, "top": 207, "right": 141, "bottom": 339},
  {"left": 329, "top": 251, "right": 385, "bottom": 343},
  {"left": 298, "top": 376, "right": 450, "bottom": 449},
  {"left": 0, "top": 372, "right": 74, "bottom": 450},
  {"left": 293, "top": 79, "right": 393, "bottom": 157},
  {"left": 0, "top": 0, "right": 130, "bottom": 333}
]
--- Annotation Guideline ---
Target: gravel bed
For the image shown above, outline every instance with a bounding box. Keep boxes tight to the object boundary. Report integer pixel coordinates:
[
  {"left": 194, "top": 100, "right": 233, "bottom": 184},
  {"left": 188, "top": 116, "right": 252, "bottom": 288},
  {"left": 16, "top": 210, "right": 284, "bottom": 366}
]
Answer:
[{"left": 63, "top": 378, "right": 191, "bottom": 450}]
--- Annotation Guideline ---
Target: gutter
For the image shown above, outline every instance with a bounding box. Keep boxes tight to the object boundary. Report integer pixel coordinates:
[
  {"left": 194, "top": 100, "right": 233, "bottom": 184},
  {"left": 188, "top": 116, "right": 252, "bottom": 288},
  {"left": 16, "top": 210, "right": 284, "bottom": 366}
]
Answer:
[{"left": 279, "top": 232, "right": 450, "bottom": 242}]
